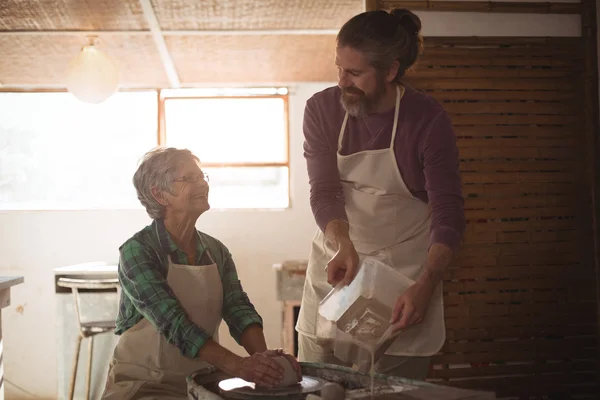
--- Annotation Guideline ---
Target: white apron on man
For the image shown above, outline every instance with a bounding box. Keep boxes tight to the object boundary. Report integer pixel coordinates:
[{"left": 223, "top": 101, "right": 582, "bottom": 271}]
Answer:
[
  {"left": 103, "top": 231, "right": 223, "bottom": 400},
  {"left": 296, "top": 85, "right": 445, "bottom": 360}
]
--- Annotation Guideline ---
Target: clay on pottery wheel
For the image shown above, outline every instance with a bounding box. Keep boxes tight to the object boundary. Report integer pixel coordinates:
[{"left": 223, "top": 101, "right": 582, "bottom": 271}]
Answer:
[
  {"left": 320, "top": 382, "right": 345, "bottom": 400},
  {"left": 273, "top": 356, "right": 301, "bottom": 388}
]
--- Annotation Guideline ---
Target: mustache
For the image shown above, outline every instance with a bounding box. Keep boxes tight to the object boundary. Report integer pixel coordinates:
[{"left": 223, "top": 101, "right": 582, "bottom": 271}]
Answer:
[{"left": 342, "top": 87, "right": 365, "bottom": 96}]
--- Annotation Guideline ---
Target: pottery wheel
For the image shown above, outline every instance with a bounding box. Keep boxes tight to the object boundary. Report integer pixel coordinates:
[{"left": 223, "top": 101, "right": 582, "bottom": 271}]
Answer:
[{"left": 218, "top": 376, "right": 326, "bottom": 399}]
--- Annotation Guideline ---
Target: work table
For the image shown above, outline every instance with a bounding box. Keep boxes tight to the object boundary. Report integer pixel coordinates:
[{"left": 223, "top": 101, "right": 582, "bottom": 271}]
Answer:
[
  {"left": 54, "top": 262, "right": 118, "bottom": 293},
  {"left": 0, "top": 276, "right": 24, "bottom": 293}
]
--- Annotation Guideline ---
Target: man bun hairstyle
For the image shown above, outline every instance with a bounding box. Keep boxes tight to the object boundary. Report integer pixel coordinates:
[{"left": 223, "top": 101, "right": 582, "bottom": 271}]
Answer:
[{"left": 337, "top": 8, "right": 423, "bottom": 81}]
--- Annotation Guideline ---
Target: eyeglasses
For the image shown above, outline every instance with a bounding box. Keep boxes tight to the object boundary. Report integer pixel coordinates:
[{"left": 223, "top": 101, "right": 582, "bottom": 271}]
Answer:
[{"left": 173, "top": 174, "right": 209, "bottom": 184}]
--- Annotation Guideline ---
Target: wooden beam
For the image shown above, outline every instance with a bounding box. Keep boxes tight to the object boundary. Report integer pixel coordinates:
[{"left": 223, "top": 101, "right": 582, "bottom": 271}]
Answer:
[
  {"left": 0, "top": 29, "right": 339, "bottom": 36},
  {"left": 379, "top": 1, "right": 581, "bottom": 14},
  {"left": 139, "top": 0, "right": 180, "bottom": 88}
]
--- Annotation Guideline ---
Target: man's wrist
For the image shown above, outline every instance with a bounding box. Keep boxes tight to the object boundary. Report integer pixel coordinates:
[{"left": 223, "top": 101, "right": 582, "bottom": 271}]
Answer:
[
  {"left": 416, "top": 272, "right": 438, "bottom": 292},
  {"left": 335, "top": 236, "right": 353, "bottom": 250},
  {"left": 325, "top": 219, "right": 352, "bottom": 250}
]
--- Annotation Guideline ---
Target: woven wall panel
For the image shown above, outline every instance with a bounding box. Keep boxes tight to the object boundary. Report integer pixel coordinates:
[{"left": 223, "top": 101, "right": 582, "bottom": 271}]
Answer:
[
  {"left": 404, "top": 37, "right": 598, "bottom": 398},
  {"left": 165, "top": 34, "right": 337, "bottom": 83},
  {"left": 150, "top": 0, "right": 363, "bottom": 30},
  {"left": 0, "top": 34, "right": 168, "bottom": 86},
  {"left": 0, "top": 0, "right": 148, "bottom": 30}
]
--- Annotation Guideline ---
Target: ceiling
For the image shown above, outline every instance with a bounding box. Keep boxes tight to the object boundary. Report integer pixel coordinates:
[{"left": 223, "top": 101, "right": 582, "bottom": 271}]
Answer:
[{"left": 0, "top": 0, "right": 367, "bottom": 88}]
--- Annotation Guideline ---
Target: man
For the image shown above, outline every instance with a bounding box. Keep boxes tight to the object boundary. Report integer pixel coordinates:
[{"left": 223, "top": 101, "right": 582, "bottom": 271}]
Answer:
[{"left": 295, "top": 8, "right": 465, "bottom": 381}]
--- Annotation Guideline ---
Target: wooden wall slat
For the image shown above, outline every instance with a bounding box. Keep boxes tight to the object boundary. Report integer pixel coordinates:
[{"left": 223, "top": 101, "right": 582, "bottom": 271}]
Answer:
[
  {"left": 459, "top": 146, "right": 574, "bottom": 159},
  {"left": 455, "top": 252, "right": 582, "bottom": 268},
  {"left": 462, "top": 172, "right": 573, "bottom": 184},
  {"left": 445, "top": 102, "right": 575, "bottom": 115},
  {"left": 457, "top": 242, "right": 577, "bottom": 256},
  {"left": 446, "top": 264, "right": 590, "bottom": 279},
  {"left": 460, "top": 161, "right": 576, "bottom": 172},
  {"left": 417, "top": 55, "right": 578, "bottom": 67},
  {"left": 423, "top": 47, "right": 582, "bottom": 58},
  {"left": 430, "top": 360, "right": 598, "bottom": 379},
  {"left": 462, "top": 182, "right": 577, "bottom": 197},
  {"left": 434, "top": 347, "right": 594, "bottom": 364},
  {"left": 451, "top": 115, "right": 578, "bottom": 125},
  {"left": 446, "top": 325, "right": 597, "bottom": 343},
  {"left": 404, "top": 36, "right": 597, "bottom": 398},
  {"left": 430, "top": 90, "right": 577, "bottom": 101},
  {"left": 465, "top": 195, "right": 574, "bottom": 209},
  {"left": 464, "top": 229, "right": 578, "bottom": 244},
  {"left": 423, "top": 37, "right": 580, "bottom": 46},
  {"left": 416, "top": 68, "right": 578, "bottom": 79},
  {"left": 409, "top": 78, "right": 575, "bottom": 90},
  {"left": 443, "top": 290, "right": 594, "bottom": 305},
  {"left": 441, "top": 337, "right": 597, "bottom": 353},
  {"left": 380, "top": 1, "right": 582, "bottom": 15},
  {"left": 447, "top": 376, "right": 598, "bottom": 397},
  {"left": 454, "top": 126, "right": 577, "bottom": 138},
  {"left": 445, "top": 313, "right": 594, "bottom": 331}
]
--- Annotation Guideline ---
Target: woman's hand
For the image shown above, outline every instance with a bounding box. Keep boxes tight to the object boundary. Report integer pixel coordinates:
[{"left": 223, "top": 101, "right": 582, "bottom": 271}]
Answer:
[
  {"left": 234, "top": 352, "right": 285, "bottom": 388},
  {"left": 262, "top": 348, "right": 302, "bottom": 380}
]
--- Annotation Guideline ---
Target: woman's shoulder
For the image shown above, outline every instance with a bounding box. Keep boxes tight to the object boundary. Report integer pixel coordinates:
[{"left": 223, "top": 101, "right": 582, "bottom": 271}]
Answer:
[{"left": 118, "top": 223, "right": 160, "bottom": 255}]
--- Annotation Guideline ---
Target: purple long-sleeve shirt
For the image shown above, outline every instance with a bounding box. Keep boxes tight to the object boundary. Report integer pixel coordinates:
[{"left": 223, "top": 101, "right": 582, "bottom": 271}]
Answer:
[{"left": 303, "top": 84, "right": 465, "bottom": 253}]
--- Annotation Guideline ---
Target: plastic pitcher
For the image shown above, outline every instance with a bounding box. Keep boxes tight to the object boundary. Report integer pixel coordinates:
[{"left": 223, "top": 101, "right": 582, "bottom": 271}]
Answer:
[{"left": 315, "top": 256, "right": 417, "bottom": 371}]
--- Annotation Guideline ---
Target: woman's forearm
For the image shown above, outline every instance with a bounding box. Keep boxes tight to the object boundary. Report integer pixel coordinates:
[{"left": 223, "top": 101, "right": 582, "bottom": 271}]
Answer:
[
  {"left": 239, "top": 323, "right": 268, "bottom": 355},
  {"left": 197, "top": 338, "right": 242, "bottom": 375}
]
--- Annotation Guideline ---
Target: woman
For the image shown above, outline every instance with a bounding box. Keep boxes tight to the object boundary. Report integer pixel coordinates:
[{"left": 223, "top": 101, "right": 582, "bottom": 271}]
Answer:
[{"left": 102, "top": 147, "right": 300, "bottom": 399}]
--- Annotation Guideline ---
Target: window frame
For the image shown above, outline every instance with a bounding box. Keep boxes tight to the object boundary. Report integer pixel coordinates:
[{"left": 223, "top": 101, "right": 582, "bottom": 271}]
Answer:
[
  {"left": 158, "top": 91, "right": 291, "bottom": 210},
  {"left": 0, "top": 87, "right": 292, "bottom": 211}
]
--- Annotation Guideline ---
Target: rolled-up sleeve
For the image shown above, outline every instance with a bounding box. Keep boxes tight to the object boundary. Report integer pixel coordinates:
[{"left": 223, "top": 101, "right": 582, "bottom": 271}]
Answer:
[
  {"left": 118, "top": 240, "right": 211, "bottom": 358},
  {"left": 422, "top": 110, "right": 466, "bottom": 253},
  {"left": 303, "top": 98, "right": 348, "bottom": 231},
  {"left": 219, "top": 248, "right": 263, "bottom": 344}
]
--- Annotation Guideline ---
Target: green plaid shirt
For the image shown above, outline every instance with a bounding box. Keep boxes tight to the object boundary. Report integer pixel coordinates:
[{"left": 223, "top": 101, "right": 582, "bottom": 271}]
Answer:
[{"left": 115, "top": 219, "right": 263, "bottom": 358}]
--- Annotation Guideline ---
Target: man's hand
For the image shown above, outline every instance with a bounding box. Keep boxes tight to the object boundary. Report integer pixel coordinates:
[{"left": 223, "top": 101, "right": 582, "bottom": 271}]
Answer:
[
  {"left": 389, "top": 281, "right": 435, "bottom": 333},
  {"left": 326, "top": 239, "right": 359, "bottom": 286}
]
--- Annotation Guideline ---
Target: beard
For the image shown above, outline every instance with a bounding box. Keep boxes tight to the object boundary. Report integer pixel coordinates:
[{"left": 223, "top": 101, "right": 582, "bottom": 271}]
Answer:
[{"left": 340, "top": 74, "right": 388, "bottom": 117}]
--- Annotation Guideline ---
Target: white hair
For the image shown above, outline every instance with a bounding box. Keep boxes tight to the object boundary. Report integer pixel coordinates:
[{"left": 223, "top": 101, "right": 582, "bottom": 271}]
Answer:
[{"left": 133, "top": 147, "right": 199, "bottom": 219}]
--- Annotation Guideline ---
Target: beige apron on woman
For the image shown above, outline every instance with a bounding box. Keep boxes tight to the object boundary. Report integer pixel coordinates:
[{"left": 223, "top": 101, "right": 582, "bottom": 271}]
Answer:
[
  {"left": 296, "top": 85, "right": 445, "bottom": 360},
  {"left": 102, "top": 232, "right": 223, "bottom": 400}
]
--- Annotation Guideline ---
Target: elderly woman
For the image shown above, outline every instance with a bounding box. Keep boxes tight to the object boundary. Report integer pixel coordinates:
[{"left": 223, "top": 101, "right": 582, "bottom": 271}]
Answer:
[{"left": 102, "top": 147, "right": 300, "bottom": 400}]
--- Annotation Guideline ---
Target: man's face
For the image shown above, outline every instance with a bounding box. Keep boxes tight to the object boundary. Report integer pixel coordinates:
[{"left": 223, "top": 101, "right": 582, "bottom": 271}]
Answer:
[{"left": 336, "top": 45, "right": 387, "bottom": 117}]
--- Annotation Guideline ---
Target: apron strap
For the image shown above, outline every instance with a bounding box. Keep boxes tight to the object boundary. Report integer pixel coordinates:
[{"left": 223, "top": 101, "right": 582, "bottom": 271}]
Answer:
[
  {"left": 197, "top": 232, "right": 217, "bottom": 265},
  {"left": 389, "top": 85, "right": 404, "bottom": 149}
]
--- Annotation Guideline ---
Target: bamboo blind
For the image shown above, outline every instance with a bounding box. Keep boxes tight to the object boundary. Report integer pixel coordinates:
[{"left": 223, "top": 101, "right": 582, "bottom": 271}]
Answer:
[{"left": 404, "top": 37, "right": 599, "bottom": 398}]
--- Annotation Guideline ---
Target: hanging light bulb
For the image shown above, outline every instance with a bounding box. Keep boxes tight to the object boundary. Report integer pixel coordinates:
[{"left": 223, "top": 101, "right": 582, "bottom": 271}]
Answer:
[{"left": 65, "top": 36, "right": 119, "bottom": 104}]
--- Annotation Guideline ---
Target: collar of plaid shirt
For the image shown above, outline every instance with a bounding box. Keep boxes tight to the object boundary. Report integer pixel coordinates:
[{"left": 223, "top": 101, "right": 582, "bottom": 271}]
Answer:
[{"left": 154, "top": 219, "right": 210, "bottom": 266}]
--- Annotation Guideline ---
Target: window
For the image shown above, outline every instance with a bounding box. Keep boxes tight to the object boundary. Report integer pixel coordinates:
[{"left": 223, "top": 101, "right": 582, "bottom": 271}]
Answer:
[
  {"left": 0, "top": 88, "right": 290, "bottom": 210},
  {"left": 0, "top": 91, "right": 157, "bottom": 210},
  {"left": 161, "top": 88, "right": 290, "bottom": 209}
]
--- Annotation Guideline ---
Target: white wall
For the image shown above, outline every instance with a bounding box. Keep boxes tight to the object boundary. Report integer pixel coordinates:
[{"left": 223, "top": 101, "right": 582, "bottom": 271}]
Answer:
[{"left": 0, "top": 8, "right": 582, "bottom": 399}]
